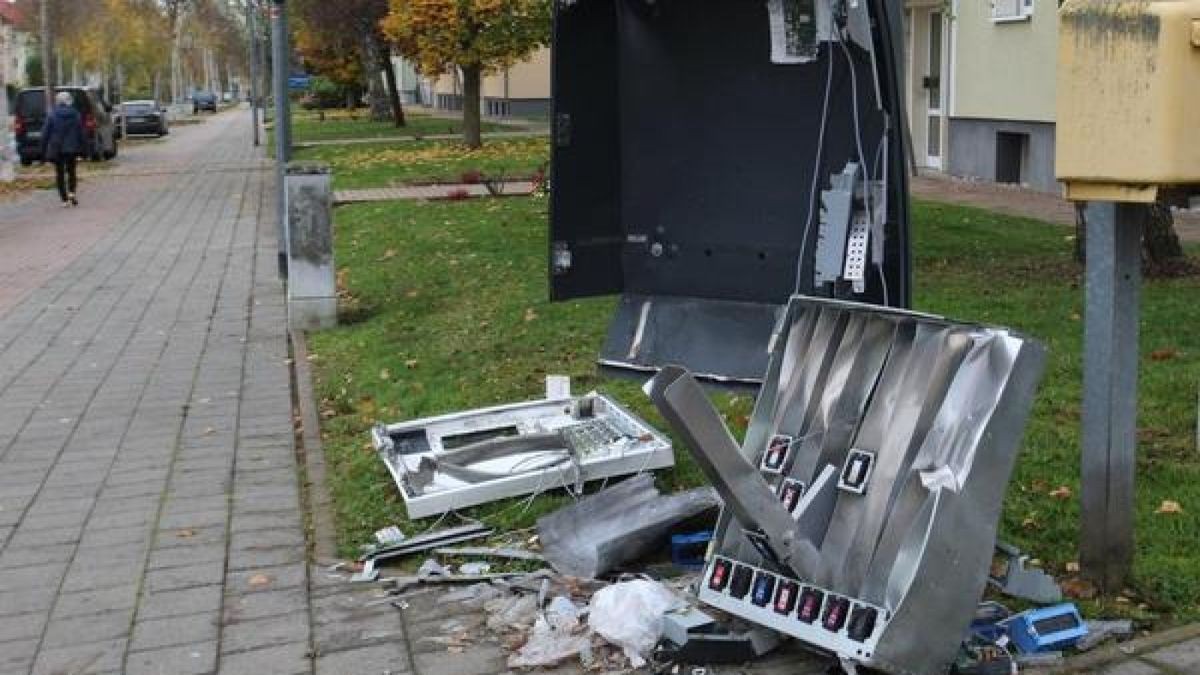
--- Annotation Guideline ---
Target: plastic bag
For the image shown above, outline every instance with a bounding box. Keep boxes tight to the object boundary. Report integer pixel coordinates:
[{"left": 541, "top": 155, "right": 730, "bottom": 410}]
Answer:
[
  {"left": 588, "top": 579, "right": 685, "bottom": 667},
  {"left": 507, "top": 596, "right": 590, "bottom": 668}
]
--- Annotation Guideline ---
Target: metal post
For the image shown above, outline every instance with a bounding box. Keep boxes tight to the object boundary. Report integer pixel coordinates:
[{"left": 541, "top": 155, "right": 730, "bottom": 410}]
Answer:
[
  {"left": 0, "top": 32, "right": 12, "bottom": 183},
  {"left": 246, "top": 0, "right": 260, "bottom": 147},
  {"left": 1080, "top": 201, "right": 1145, "bottom": 592},
  {"left": 270, "top": 0, "right": 292, "bottom": 278}
]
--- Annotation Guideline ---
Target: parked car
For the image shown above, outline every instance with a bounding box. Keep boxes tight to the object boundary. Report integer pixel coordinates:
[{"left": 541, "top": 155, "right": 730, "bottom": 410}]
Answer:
[
  {"left": 192, "top": 91, "right": 218, "bottom": 113},
  {"left": 117, "top": 100, "right": 170, "bottom": 137},
  {"left": 13, "top": 86, "right": 119, "bottom": 164}
]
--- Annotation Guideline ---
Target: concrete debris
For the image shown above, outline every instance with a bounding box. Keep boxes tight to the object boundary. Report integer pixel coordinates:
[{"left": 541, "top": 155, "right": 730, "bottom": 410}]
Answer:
[{"left": 537, "top": 474, "right": 718, "bottom": 579}]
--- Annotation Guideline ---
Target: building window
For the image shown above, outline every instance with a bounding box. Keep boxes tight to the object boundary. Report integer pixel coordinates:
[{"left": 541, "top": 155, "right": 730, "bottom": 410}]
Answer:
[{"left": 991, "top": 0, "right": 1033, "bottom": 23}]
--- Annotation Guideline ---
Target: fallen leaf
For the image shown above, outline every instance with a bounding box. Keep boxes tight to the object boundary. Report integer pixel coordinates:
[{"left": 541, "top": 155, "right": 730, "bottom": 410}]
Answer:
[
  {"left": 1066, "top": 561, "right": 1081, "bottom": 573},
  {"left": 177, "top": 529, "right": 196, "bottom": 539},
  {"left": 405, "top": 360, "right": 419, "bottom": 369},
  {"left": 1149, "top": 348, "right": 1178, "bottom": 362},
  {"left": 524, "top": 308, "right": 538, "bottom": 322},
  {"left": 248, "top": 574, "right": 272, "bottom": 588},
  {"left": 1061, "top": 577, "right": 1098, "bottom": 600},
  {"left": 379, "top": 368, "right": 391, "bottom": 381},
  {"left": 1157, "top": 500, "right": 1184, "bottom": 515},
  {"left": 1049, "top": 485, "right": 1073, "bottom": 500}
]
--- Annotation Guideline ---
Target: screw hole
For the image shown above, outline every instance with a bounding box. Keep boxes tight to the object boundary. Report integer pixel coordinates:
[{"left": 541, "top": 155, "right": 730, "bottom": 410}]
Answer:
[
  {"left": 758, "top": 251, "right": 767, "bottom": 261},
  {"left": 704, "top": 249, "right": 713, "bottom": 257}
]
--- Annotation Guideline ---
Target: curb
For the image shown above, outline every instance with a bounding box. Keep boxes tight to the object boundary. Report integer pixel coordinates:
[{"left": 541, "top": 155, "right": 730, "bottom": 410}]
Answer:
[
  {"left": 1026, "top": 623, "right": 1200, "bottom": 673},
  {"left": 289, "top": 328, "right": 339, "bottom": 562}
]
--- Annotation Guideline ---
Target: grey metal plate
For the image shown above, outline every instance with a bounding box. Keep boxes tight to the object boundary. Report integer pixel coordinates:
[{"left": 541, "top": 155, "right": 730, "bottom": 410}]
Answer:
[{"left": 598, "top": 294, "right": 783, "bottom": 385}]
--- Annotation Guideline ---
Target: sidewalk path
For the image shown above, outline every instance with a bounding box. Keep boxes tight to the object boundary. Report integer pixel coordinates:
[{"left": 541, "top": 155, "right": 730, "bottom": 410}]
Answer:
[
  {"left": 0, "top": 110, "right": 315, "bottom": 674},
  {"left": 334, "top": 180, "right": 536, "bottom": 205},
  {"left": 912, "top": 172, "right": 1200, "bottom": 244}
]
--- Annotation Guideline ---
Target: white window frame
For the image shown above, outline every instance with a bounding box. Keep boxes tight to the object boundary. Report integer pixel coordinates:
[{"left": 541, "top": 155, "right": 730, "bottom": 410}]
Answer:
[{"left": 991, "top": 0, "right": 1034, "bottom": 23}]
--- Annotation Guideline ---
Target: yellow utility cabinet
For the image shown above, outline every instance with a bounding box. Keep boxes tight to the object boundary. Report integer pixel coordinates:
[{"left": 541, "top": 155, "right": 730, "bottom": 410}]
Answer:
[{"left": 1057, "top": 0, "right": 1200, "bottom": 202}]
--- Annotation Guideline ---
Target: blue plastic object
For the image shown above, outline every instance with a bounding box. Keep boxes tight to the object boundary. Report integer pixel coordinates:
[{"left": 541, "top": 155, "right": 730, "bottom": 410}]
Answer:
[
  {"left": 671, "top": 531, "right": 713, "bottom": 570},
  {"left": 1002, "top": 604, "right": 1088, "bottom": 654}
]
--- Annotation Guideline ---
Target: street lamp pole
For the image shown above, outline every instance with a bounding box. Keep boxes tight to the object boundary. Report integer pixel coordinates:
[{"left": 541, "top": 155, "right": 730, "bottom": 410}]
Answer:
[
  {"left": 246, "top": 0, "right": 260, "bottom": 147},
  {"left": 270, "top": 0, "right": 292, "bottom": 278}
]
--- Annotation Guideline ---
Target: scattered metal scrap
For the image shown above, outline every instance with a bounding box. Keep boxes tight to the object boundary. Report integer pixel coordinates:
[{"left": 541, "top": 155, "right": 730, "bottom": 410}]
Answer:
[
  {"left": 371, "top": 379, "right": 674, "bottom": 518},
  {"left": 990, "top": 542, "right": 1063, "bottom": 604},
  {"left": 360, "top": 523, "right": 493, "bottom": 566},
  {"left": 432, "top": 546, "right": 546, "bottom": 562}
]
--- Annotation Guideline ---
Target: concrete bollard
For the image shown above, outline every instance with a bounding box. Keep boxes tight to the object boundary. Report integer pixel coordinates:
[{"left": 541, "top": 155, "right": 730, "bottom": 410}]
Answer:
[{"left": 285, "top": 162, "right": 337, "bottom": 331}]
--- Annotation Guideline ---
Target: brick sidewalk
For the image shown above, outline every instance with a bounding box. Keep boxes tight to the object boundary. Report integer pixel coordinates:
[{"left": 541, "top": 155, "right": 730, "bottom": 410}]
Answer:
[{"left": 0, "top": 111, "right": 312, "bottom": 674}]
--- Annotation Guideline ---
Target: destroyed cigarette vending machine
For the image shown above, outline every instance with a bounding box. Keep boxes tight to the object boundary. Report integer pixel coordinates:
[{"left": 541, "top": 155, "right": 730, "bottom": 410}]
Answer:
[
  {"left": 552, "top": 2, "right": 1050, "bottom": 673},
  {"left": 549, "top": 0, "right": 912, "bottom": 384}
]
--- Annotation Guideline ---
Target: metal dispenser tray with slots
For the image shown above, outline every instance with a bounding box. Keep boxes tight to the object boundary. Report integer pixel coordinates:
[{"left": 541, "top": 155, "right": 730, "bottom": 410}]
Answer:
[
  {"left": 372, "top": 388, "right": 674, "bottom": 519},
  {"left": 648, "top": 296, "right": 1047, "bottom": 674},
  {"left": 550, "top": 0, "right": 913, "bottom": 384}
]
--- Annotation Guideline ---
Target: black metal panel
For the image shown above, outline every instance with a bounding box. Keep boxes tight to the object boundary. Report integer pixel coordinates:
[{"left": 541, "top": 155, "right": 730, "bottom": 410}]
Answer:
[
  {"left": 551, "top": 0, "right": 913, "bottom": 383},
  {"left": 548, "top": 0, "right": 625, "bottom": 300}
]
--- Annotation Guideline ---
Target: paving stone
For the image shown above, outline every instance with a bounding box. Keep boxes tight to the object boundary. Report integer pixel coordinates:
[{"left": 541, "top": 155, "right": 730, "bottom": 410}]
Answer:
[
  {"left": 217, "top": 641, "right": 311, "bottom": 675},
  {"left": 315, "top": 643, "right": 412, "bottom": 675},
  {"left": 143, "top": 559, "right": 226, "bottom": 593},
  {"left": 412, "top": 644, "right": 508, "bottom": 675},
  {"left": 41, "top": 608, "right": 135, "bottom": 648},
  {"left": 53, "top": 584, "right": 140, "bottom": 618},
  {"left": 0, "top": 611, "right": 48, "bottom": 642},
  {"left": 138, "top": 584, "right": 225, "bottom": 622},
  {"left": 147, "top": 541, "right": 227, "bottom": 570},
  {"left": 220, "top": 613, "right": 310, "bottom": 655},
  {"left": 226, "top": 563, "right": 307, "bottom": 595},
  {"left": 130, "top": 612, "right": 220, "bottom": 653},
  {"left": 124, "top": 641, "right": 218, "bottom": 675},
  {"left": 1095, "top": 661, "right": 1165, "bottom": 674},
  {"left": 1143, "top": 637, "right": 1200, "bottom": 670},
  {"left": 223, "top": 587, "right": 308, "bottom": 624},
  {"left": 31, "top": 638, "right": 127, "bottom": 675},
  {"left": 0, "top": 638, "right": 39, "bottom": 672}
]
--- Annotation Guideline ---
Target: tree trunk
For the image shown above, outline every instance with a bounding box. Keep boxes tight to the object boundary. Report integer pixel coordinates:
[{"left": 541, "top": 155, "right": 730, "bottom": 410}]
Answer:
[
  {"left": 1143, "top": 202, "right": 1186, "bottom": 274},
  {"left": 462, "top": 64, "right": 482, "bottom": 149},
  {"left": 361, "top": 35, "right": 390, "bottom": 123},
  {"left": 1075, "top": 200, "right": 1191, "bottom": 276},
  {"left": 378, "top": 41, "right": 407, "bottom": 127}
]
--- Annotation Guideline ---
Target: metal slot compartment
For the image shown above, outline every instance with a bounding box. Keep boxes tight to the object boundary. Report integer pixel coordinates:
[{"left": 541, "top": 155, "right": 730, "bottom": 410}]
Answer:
[
  {"left": 649, "top": 296, "right": 1046, "bottom": 674},
  {"left": 372, "top": 389, "right": 674, "bottom": 519}
]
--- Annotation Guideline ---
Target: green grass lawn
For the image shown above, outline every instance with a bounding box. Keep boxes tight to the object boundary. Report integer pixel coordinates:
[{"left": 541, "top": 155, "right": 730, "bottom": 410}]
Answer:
[
  {"left": 289, "top": 109, "right": 512, "bottom": 143},
  {"left": 308, "top": 195, "right": 1200, "bottom": 622},
  {"left": 290, "top": 136, "right": 550, "bottom": 190}
]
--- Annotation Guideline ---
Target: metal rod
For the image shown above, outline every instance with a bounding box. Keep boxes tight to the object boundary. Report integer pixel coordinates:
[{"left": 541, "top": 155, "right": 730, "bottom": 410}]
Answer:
[
  {"left": 270, "top": 0, "right": 292, "bottom": 278},
  {"left": 1080, "top": 201, "right": 1145, "bottom": 592}
]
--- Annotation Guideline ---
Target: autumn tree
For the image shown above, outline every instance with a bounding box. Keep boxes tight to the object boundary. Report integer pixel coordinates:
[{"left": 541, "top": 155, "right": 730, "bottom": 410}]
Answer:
[
  {"left": 292, "top": 0, "right": 406, "bottom": 126},
  {"left": 382, "top": 0, "right": 551, "bottom": 148}
]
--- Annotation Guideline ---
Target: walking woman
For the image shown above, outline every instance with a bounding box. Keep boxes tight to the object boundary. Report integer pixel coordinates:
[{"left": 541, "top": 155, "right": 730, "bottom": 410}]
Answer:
[{"left": 40, "top": 92, "right": 84, "bottom": 207}]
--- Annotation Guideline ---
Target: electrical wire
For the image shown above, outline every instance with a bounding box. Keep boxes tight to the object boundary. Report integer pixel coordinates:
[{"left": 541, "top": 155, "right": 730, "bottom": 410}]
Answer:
[
  {"left": 794, "top": 41, "right": 837, "bottom": 295},
  {"left": 835, "top": 20, "right": 897, "bottom": 306}
]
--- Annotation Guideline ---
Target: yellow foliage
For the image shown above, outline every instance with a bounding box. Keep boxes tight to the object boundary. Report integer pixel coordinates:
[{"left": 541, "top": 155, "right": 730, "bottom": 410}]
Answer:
[{"left": 380, "top": 0, "right": 551, "bottom": 75}]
